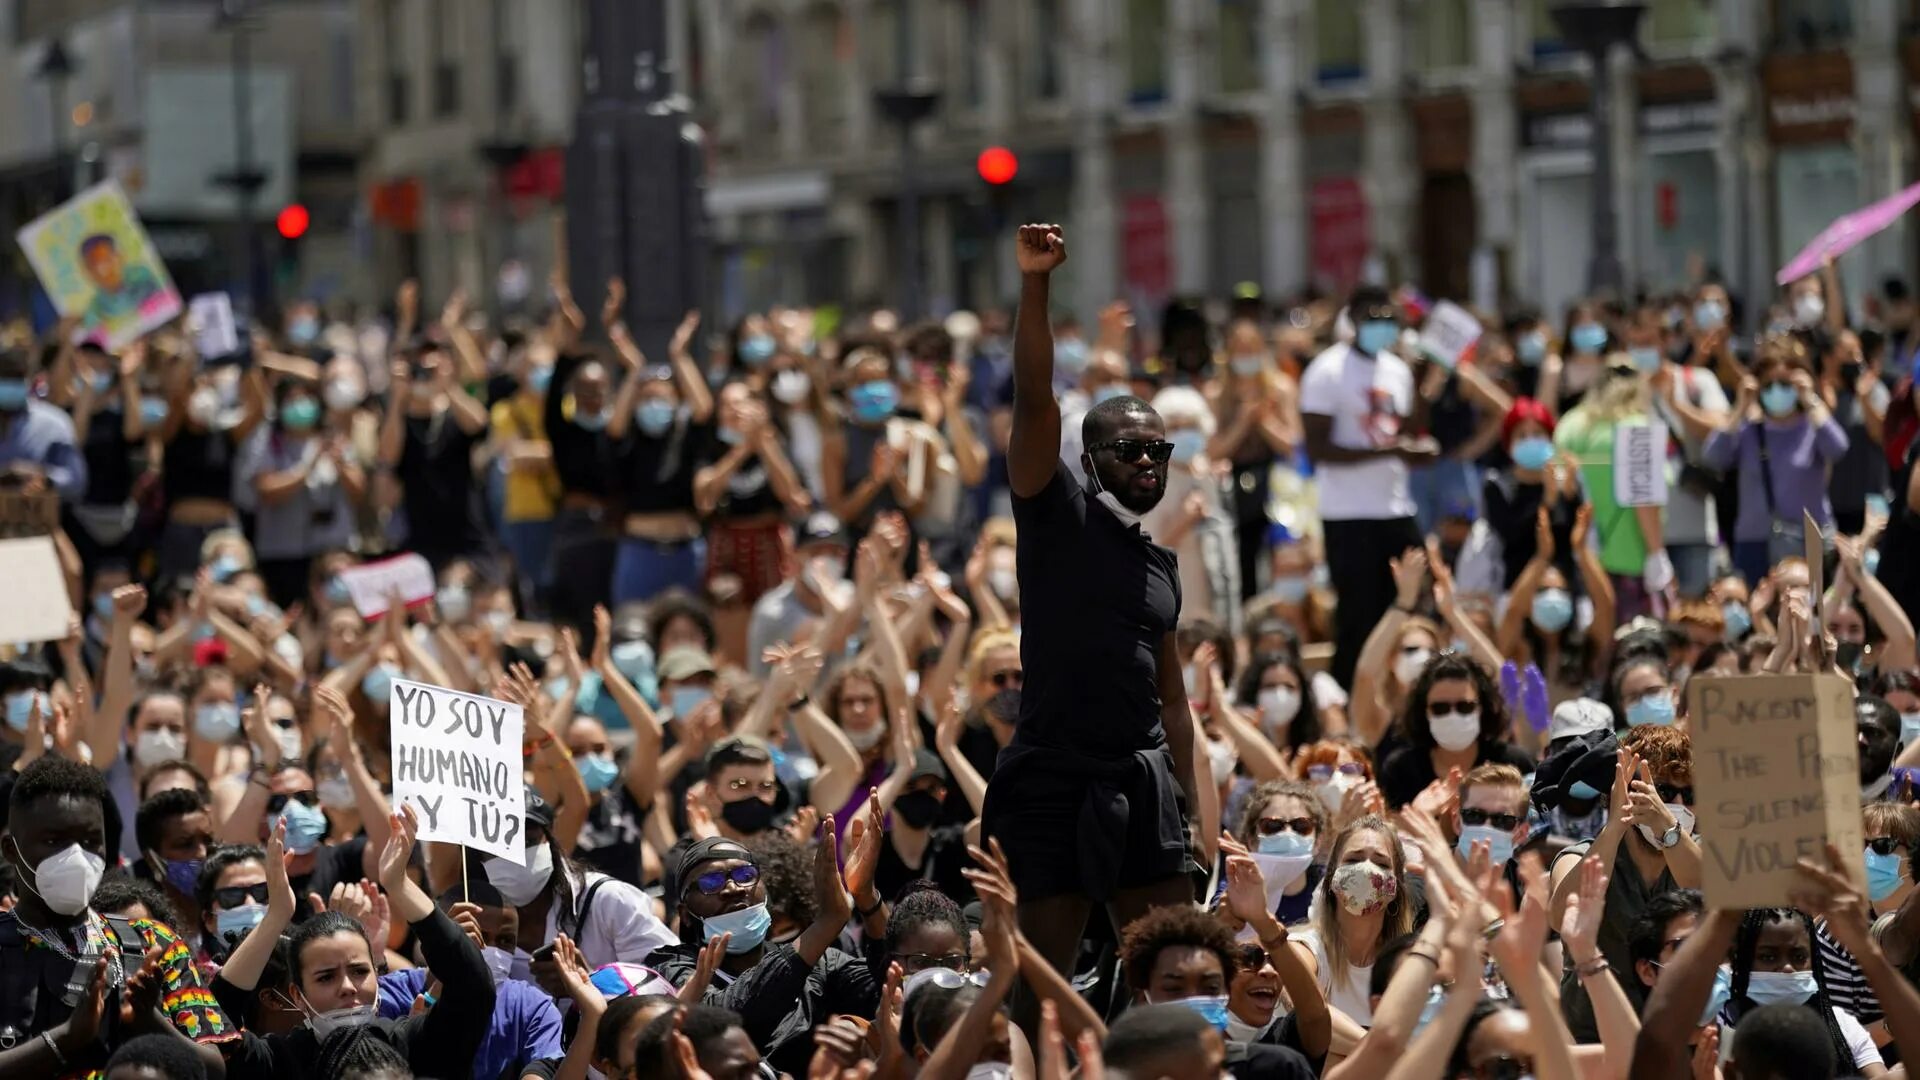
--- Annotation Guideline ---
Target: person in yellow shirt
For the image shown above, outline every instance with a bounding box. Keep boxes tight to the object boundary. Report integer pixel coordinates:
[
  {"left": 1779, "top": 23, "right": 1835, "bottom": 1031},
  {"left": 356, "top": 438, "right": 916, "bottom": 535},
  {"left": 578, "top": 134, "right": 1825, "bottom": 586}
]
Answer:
[{"left": 489, "top": 352, "right": 560, "bottom": 612}]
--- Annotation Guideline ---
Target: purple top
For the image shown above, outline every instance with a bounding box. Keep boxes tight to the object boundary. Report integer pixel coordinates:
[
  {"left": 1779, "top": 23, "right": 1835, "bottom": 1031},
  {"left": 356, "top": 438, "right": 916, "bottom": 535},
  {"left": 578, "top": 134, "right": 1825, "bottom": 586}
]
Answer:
[{"left": 1701, "top": 414, "right": 1848, "bottom": 542}]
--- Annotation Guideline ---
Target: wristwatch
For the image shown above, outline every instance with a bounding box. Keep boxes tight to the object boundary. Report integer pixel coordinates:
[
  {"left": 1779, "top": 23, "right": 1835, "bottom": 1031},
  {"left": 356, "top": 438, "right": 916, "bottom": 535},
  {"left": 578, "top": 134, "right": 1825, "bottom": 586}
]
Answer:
[{"left": 1656, "top": 824, "right": 1681, "bottom": 849}]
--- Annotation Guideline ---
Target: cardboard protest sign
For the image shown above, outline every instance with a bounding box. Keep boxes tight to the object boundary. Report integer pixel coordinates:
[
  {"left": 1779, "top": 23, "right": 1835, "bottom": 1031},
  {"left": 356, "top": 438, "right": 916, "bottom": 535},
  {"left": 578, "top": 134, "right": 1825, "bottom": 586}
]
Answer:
[
  {"left": 16, "top": 181, "right": 182, "bottom": 351},
  {"left": 340, "top": 553, "right": 436, "bottom": 619},
  {"left": 0, "top": 490, "right": 60, "bottom": 538},
  {"left": 0, "top": 537, "right": 76, "bottom": 643},
  {"left": 389, "top": 678, "right": 526, "bottom": 863},
  {"left": 1612, "top": 421, "right": 1669, "bottom": 507},
  {"left": 1686, "top": 673, "right": 1863, "bottom": 908},
  {"left": 1418, "top": 301, "right": 1482, "bottom": 370}
]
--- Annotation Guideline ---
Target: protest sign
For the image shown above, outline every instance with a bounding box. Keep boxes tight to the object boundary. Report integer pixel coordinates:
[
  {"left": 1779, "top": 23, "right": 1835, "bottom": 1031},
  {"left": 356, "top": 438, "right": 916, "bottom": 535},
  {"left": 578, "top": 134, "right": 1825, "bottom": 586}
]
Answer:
[
  {"left": 389, "top": 678, "right": 526, "bottom": 864},
  {"left": 340, "top": 553, "right": 436, "bottom": 618},
  {"left": 1418, "top": 301, "right": 1482, "bottom": 370},
  {"left": 0, "top": 490, "right": 59, "bottom": 538},
  {"left": 1686, "top": 673, "right": 1863, "bottom": 908},
  {"left": 1612, "top": 421, "right": 1669, "bottom": 507},
  {"left": 0, "top": 537, "right": 77, "bottom": 643},
  {"left": 187, "top": 293, "right": 241, "bottom": 360},
  {"left": 16, "top": 181, "right": 182, "bottom": 350}
]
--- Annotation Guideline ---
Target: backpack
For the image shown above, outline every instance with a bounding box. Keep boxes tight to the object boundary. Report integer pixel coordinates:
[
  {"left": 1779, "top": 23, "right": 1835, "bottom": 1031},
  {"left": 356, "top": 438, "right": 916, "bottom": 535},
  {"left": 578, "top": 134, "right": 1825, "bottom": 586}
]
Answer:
[{"left": 0, "top": 913, "right": 148, "bottom": 1051}]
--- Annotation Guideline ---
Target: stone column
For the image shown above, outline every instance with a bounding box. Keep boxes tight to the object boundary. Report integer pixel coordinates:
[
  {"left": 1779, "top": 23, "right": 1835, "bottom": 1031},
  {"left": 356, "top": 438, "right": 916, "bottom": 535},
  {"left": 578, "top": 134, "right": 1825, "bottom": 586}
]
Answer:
[
  {"left": 1069, "top": 0, "right": 1119, "bottom": 321},
  {"left": 1361, "top": 0, "right": 1414, "bottom": 281},
  {"left": 1259, "top": 0, "right": 1307, "bottom": 294},
  {"left": 1165, "top": 0, "right": 1210, "bottom": 293},
  {"left": 1472, "top": 0, "right": 1520, "bottom": 302}
]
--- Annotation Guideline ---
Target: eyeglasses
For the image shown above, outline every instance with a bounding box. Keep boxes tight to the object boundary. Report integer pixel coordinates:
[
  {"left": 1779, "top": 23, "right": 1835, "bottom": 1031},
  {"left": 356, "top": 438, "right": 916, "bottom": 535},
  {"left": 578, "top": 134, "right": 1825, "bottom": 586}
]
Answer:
[
  {"left": 1306, "top": 763, "right": 1365, "bottom": 782},
  {"left": 1256, "top": 817, "right": 1317, "bottom": 837},
  {"left": 893, "top": 951, "right": 971, "bottom": 975},
  {"left": 724, "top": 777, "right": 780, "bottom": 795},
  {"left": 1869, "top": 837, "right": 1905, "bottom": 856},
  {"left": 690, "top": 865, "right": 760, "bottom": 896},
  {"left": 988, "top": 670, "right": 1024, "bottom": 689},
  {"left": 1087, "top": 439, "right": 1174, "bottom": 464},
  {"left": 1427, "top": 700, "right": 1479, "bottom": 717},
  {"left": 1655, "top": 783, "right": 1695, "bottom": 807},
  {"left": 214, "top": 883, "right": 271, "bottom": 908},
  {"left": 266, "top": 791, "right": 318, "bottom": 814},
  {"left": 1460, "top": 808, "right": 1522, "bottom": 831},
  {"left": 1470, "top": 1056, "right": 1535, "bottom": 1080}
]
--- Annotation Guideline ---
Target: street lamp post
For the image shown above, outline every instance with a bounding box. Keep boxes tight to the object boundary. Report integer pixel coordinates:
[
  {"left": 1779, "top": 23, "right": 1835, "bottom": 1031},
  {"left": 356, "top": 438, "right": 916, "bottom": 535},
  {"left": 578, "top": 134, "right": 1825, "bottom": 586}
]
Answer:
[
  {"left": 874, "top": 0, "right": 939, "bottom": 320},
  {"left": 214, "top": 0, "right": 269, "bottom": 316},
  {"left": 1551, "top": 1, "right": 1646, "bottom": 297},
  {"left": 36, "top": 39, "right": 76, "bottom": 200}
]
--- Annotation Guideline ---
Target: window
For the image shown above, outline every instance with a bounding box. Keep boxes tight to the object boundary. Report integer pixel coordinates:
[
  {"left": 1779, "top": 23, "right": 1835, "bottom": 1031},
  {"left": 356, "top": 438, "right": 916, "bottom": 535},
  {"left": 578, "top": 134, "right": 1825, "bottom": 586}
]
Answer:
[
  {"left": 798, "top": 4, "right": 847, "bottom": 144},
  {"left": 1771, "top": 0, "right": 1852, "bottom": 47},
  {"left": 1644, "top": 0, "right": 1716, "bottom": 46},
  {"left": 1219, "top": 0, "right": 1261, "bottom": 93},
  {"left": 957, "top": 0, "right": 987, "bottom": 111},
  {"left": 1126, "top": 0, "right": 1168, "bottom": 104},
  {"left": 1528, "top": 0, "right": 1569, "bottom": 59},
  {"left": 385, "top": 0, "right": 409, "bottom": 125},
  {"left": 865, "top": 0, "right": 902, "bottom": 82},
  {"left": 1028, "top": 0, "right": 1064, "bottom": 100},
  {"left": 492, "top": 0, "right": 519, "bottom": 116},
  {"left": 1412, "top": 0, "right": 1473, "bottom": 71},
  {"left": 741, "top": 13, "right": 785, "bottom": 138},
  {"left": 429, "top": 0, "right": 461, "bottom": 117},
  {"left": 1314, "top": 0, "right": 1362, "bottom": 83}
]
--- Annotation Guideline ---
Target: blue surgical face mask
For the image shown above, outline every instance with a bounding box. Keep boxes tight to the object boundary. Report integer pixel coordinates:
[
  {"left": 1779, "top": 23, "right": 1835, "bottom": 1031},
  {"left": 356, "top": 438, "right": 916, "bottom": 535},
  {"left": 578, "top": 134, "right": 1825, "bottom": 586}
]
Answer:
[
  {"left": 1761, "top": 382, "right": 1800, "bottom": 418},
  {"left": 1230, "top": 354, "right": 1265, "bottom": 377},
  {"left": 1511, "top": 436, "right": 1554, "bottom": 472},
  {"left": 5, "top": 689, "right": 47, "bottom": 733},
  {"left": 575, "top": 408, "right": 611, "bottom": 433},
  {"left": 1629, "top": 346, "right": 1662, "bottom": 374},
  {"left": 0, "top": 379, "right": 28, "bottom": 411},
  {"left": 1355, "top": 319, "right": 1399, "bottom": 356},
  {"left": 1866, "top": 846, "right": 1905, "bottom": 903},
  {"left": 526, "top": 365, "right": 553, "bottom": 395},
  {"left": 739, "top": 334, "right": 777, "bottom": 366},
  {"left": 1901, "top": 713, "right": 1920, "bottom": 754},
  {"left": 1456, "top": 823, "right": 1516, "bottom": 866},
  {"left": 1742, "top": 969, "right": 1817, "bottom": 1007},
  {"left": 849, "top": 380, "right": 899, "bottom": 424},
  {"left": 141, "top": 396, "right": 169, "bottom": 427},
  {"left": 1055, "top": 338, "right": 1089, "bottom": 375},
  {"left": 1570, "top": 323, "right": 1607, "bottom": 355},
  {"left": 1697, "top": 966, "right": 1732, "bottom": 1024},
  {"left": 361, "top": 663, "right": 401, "bottom": 703},
  {"left": 578, "top": 753, "right": 619, "bottom": 794},
  {"left": 209, "top": 555, "right": 244, "bottom": 584},
  {"left": 325, "top": 576, "right": 351, "bottom": 606},
  {"left": 702, "top": 902, "right": 772, "bottom": 953},
  {"left": 1155, "top": 994, "right": 1230, "bottom": 1033},
  {"left": 194, "top": 702, "right": 242, "bottom": 743},
  {"left": 1257, "top": 830, "right": 1313, "bottom": 858},
  {"left": 278, "top": 800, "right": 329, "bottom": 855},
  {"left": 215, "top": 902, "right": 267, "bottom": 939},
  {"left": 1268, "top": 575, "right": 1310, "bottom": 605},
  {"left": 1723, "top": 602, "right": 1752, "bottom": 642},
  {"left": 1092, "top": 384, "right": 1129, "bottom": 405},
  {"left": 1516, "top": 331, "right": 1547, "bottom": 365},
  {"left": 1169, "top": 429, "right": 1207, "bottom": 464},
  {"left": 1531, "top": 588, "right": 1574, "bottom": 633},
  {"left": 157, "top": 856, "right": 203, "bottom": 897},
  {"left": 1626, "top": 691, "right": 1676, "bottom": 727},
  {"left": 636, "top": 399, "right": 677, "bottom": 436},
  {"left": 610, "top": 639, "right": 653, "bottom": 685},
  {"left": 1694, "top": 299, "right": 1726, "bottom": 330},
  {"left": 669, "top": 684, "right": 712, "bottom": 718}
]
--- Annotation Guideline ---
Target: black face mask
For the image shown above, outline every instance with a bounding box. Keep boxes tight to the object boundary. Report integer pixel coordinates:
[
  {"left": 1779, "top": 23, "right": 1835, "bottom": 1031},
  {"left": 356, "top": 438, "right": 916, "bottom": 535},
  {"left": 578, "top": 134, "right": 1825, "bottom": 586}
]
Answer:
[
  {"left": 719, "top": 796, "right": 777, "bottom": 835},
  {"left": 1837, "top": 640, "right": 1865, "bottom": 674},
  {"left": 893, "top": 790, "right": 943, "bottom": 830}
]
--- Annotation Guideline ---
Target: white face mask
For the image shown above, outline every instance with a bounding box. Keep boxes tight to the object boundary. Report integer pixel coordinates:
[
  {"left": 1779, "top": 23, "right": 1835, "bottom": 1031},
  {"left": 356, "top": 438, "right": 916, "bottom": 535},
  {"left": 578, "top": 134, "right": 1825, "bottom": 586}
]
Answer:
[
  {"left": 133, "top": 728, "right": 188, "bottom": 768},
  {"left": 271, "top": 724, "right": 302, "bottom": 765},
  {"left": 1257, "top": 686, "right": 1301, "bottom": 729},
  {"left": 1208, "top": 738, "right": 1239, "bottom": 786},
  {"left": 771, "top": 369, "right": 811, "bottom": 404},
  {"left": 188, "top": 387, "right": 221, "bottom": 426},
  {"left": 10, "top": 840, "right": 106, "bottom": 916},
  {"left": 1316, "top": 772, "right": 1358, "bottom": 813},
  {"left": 1429, "top": 710, "right": 1481, "bottom": 752},
  {"left": 987, "top": 566, "right": 1017, "bottom": 600},
  {"left": 1394, "top": 648, "right": 1433, "bottom": 687},
  {"left": 1794, "top": 293, "right": 1826, "bottom": 327},
  {"left": 484, "top": 841, "right": 555, "bottom": 907},
  {"left": 482, "top": 945, "right": 517, "bottom": 986},
  {"left": 846, "top": 724, "right": 887, "bottom": 752},
  {"left": 966, "top": 1064, "right": 1014, "bottom": 1080},
  {"left": 304, "top": 999, "right": 377, "bottom": 1039}
]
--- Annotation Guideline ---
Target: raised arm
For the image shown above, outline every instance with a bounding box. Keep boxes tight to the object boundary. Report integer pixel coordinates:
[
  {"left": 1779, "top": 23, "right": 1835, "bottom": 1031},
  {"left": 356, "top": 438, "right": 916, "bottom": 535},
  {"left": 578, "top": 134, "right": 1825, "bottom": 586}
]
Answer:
[
  {"left": 1629, "top": 908, "right": 1741, "bottom": 1080},
  {"left": 86, "top": 584, "right": 146, "bottom": 768},
  {"left": 1008, "top": 224, "right": 1067, "bottom": 498},
  {"left": 378, "top": 361, "right": 411, "bottom": 467},
  {"left": 1839, "top": 535, "right": 1916, "bottom": 670},
  {"left": 661, "top": 307, "right": 714, "bottom": 424}
]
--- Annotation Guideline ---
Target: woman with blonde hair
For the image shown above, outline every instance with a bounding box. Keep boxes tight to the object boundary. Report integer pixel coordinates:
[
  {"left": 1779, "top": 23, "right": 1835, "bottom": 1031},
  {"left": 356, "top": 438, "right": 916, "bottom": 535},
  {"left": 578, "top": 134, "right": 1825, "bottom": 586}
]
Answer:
[
  {"left": 1287, "top": 813, "right": 1418, "bottom": 1027},
  {"left": 1142, "top": 385, "right": 1240, "bottom": 632}
]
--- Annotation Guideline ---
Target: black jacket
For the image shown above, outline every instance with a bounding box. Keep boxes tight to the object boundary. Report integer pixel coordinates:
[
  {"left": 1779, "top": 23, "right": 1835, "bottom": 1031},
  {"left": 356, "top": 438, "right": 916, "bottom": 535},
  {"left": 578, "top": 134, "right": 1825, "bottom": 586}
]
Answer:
[{"left": 648, "top": 939, "right": 879, "bottom": 1076}]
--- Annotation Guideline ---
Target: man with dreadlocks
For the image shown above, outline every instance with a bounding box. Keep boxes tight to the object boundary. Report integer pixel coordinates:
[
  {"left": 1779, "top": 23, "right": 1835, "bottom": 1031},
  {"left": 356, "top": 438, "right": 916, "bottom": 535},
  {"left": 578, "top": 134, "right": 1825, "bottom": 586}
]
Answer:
[{"left": 1719, "top": 907, "right": 1882, "bottom": 1076}]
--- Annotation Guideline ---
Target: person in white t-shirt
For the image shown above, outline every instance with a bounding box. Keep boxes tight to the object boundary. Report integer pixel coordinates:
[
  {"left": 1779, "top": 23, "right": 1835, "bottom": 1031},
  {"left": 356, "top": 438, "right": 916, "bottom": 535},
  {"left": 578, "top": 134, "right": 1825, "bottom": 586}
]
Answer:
[{"left": 1298, "top": 285, "right": 1436, "bottom": 689}]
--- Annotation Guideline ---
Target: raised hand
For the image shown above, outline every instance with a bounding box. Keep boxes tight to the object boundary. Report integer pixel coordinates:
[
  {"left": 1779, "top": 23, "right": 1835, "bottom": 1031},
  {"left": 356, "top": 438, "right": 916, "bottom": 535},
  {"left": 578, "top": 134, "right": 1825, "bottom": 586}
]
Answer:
[
  {"left": 1792, "top": 841, "right": 1871, "bottom": 956},
  {"left": 680, "top": 932, "right": 729, "bottom": 1004},
  {"left": 377, "top": 804, "right": 420, "bottom": 894},
  {"left": 1487, "top": 852, "right": 1553, "bottom": 988},
  {"left": 1015, "top": 224, "right": 1067, "bottom": 276},
  {"left": 684, "top": 784, "right": 720, "bottom": 841},
  {"left": 812, "top": 817, "right": 853, "bottom": 929},
  {"left": 1571, "top": 503, "right": 1592, "bottom": 550},
  {"left": 119, "top": 951, "right": 169, "bottom": 1030},
  {"left": 265, "top": 818, "right": 295, "bottom": 921},
  {"left": 549, "top": 933, "right": 604, "bottom": 1010},
  {"left": 1390, "top": 546, "right": 1429, "bottom": 610},
  {"left": 601, "top": 277, "right": 627, "bottom": 333},
  {"left": 1535, "top": 507, "right": 1556, "bottom": 561},
  {"left": 843, "top": 790, "right": 885, "bottom": 909},
  {"left": 785, "top": 804, "right": 820, "bottom": 847},
  {"left": 1559, "top": 856, "right": 1609, "bottom": 965},
  {"left": 112, "top": 583, "right": 148, "bottom": 621},
  {"left": 670, "top": 309, "right": 701, "bottom": 357},
  {"left": 1223, "top": 854, "right": 1275, "bottom": 928}
]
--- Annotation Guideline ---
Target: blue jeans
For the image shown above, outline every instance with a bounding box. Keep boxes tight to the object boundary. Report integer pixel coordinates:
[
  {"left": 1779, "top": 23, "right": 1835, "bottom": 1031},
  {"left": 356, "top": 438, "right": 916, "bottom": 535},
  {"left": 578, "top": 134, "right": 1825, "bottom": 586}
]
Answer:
[
  {"left": 612, "top": 537, "right": 705, "bottom": 605},
  {"left": 501, "top": 517, "right": 555, "bottom": 601},
  {"left": 1668, "top": 542, "right": 1715, "bottom": 599},
  {"left": 1409, "top": 458, "right": 1483, "bottom": 535}
]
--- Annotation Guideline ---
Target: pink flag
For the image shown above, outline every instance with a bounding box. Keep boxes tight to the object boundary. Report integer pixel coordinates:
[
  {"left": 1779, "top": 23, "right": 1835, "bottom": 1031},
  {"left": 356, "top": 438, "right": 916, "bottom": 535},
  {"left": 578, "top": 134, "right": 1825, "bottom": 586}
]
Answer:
[{"left": 1776, "top": 180, "right": 1920, "bottom": 286}]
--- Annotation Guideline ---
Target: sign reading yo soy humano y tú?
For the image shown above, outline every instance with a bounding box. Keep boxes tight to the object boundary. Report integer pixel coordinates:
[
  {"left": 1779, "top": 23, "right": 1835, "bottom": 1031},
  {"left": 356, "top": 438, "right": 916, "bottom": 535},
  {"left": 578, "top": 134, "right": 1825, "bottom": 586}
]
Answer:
[
  {"left": 388, "top": 678, "right": 526, "bottom": 864},
  {"left": 1686, "top": 673, "right": 1863, "bottom": 908}
]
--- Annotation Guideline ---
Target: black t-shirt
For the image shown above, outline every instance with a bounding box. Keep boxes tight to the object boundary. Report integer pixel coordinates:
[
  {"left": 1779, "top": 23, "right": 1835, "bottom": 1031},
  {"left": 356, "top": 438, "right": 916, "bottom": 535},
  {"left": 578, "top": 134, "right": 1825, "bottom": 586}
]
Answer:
[
  {"left": 164, "top": 427, "right": 238, "bottom": 503},
  {"left": 398, "top": 412, "right": 486, "bottom": 556},
  {"left": 1378, "top": 741, "right": 1537, "bottom": 809},
  {"left": 873, "top": 824, "right": 973, "bottom": 905},
  {"left": 81, "top": 399, "right": 138, "bottom": 505},
  {"left": 618, "top": 417, "right": 706, "bottom": 515},
  {"left": 544, "top": 351, "right": 617, "bottom": 499},
  {"left": 1011, "top": 461, "right": 1181, "bottom": 755},
  {"left": 1481, "top": 472, "right": 1583, "bottom": 590},
  {"left": 1225, "top": 1038, "right": 1317, "bottom": 1080},
  {"left": 576, "top": 786, "right": 646, "bottom": 885},
  {"left": 290, "top": 837, "right": 370, "bottom": 922},
  {"left": 692, "top": 428, "right": 781, "bottom": 519}
]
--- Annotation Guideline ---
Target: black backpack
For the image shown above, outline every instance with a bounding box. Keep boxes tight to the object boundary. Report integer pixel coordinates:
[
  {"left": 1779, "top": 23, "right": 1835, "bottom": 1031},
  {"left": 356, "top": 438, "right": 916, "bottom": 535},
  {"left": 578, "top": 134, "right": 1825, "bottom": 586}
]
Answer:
[{"left": 0, "top": 912, "right": 148, "bottom": 1052}]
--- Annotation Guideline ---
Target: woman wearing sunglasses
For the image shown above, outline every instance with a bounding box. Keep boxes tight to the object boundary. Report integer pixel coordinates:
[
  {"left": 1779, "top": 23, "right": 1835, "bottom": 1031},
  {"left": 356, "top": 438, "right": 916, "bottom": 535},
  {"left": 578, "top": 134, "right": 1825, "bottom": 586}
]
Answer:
[
  {"left": 1228, "top": 780, "right": 1328, "bottom": 929},
  {"left": 194, "top": 842, "right": 269, "bottom": 970},
  {"left": 1377, "top": 653, "right": 1535, "bottom": 811}
]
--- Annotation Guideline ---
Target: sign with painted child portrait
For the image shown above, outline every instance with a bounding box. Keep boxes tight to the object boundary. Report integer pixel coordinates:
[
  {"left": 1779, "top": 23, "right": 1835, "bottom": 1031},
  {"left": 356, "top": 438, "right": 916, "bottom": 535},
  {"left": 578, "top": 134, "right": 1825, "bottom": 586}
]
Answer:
[{"left": 16, "top": 180, "right": 183, "bottom": 350}]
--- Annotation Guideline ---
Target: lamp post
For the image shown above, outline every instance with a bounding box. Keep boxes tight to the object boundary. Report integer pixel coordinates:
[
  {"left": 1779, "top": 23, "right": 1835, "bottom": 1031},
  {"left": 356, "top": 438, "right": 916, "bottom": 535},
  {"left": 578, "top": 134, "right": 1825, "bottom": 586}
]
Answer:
[
  {"left": 36, "top": 39, "right": 76, "bottom": 200},
  {"left": 1551, "top": 1, "right": 1646, "bottom": 296},
  {"left": 874, "top": 0, "right": 939, "bottom": 320},
  {"left": 214, "top": 0, "right": 269, "bottom": 315}
]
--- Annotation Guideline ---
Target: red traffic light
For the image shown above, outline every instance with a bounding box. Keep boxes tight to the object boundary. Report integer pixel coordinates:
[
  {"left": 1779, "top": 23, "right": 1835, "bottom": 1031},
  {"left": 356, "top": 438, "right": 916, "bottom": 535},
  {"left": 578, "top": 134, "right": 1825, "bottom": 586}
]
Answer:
[
  {"left": 276, "top": 204, "right": 310, "bottom": 240},
  {"left": 976, "top": 146, "right": 1018, "bottom": 186}
]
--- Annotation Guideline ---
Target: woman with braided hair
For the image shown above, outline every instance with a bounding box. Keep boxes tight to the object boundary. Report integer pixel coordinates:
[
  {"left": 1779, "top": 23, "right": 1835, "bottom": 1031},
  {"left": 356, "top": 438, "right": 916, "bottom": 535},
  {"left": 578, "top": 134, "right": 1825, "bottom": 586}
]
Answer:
[
  {"left": 1720, "top": 907, "right": 1883, "bottom": 1077},
  {"left": 312, "top": 1024, "right": 411, "bottom": 1080}
]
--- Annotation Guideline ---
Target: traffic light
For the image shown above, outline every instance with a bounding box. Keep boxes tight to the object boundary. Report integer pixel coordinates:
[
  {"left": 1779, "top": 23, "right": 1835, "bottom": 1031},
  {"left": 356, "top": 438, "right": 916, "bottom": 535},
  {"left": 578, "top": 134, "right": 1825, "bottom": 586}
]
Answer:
[
  {"left": 976, "top": 146, "right": 1018, "bottom": 186},
  {"left": 275, "top": 203, "right": 310, "bottom": 241}
]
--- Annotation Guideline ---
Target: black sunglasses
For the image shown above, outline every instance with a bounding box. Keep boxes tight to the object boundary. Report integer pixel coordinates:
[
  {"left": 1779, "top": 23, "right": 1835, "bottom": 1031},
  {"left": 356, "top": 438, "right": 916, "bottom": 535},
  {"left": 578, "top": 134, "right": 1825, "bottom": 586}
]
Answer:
[
  {"left": 1427, "top": 700, "right": 1478, "bottom": 717},
  {"left": 214, "top": 883, "right": 271, "bottom": 908},
  {"left": 1869, "top": 837, "right": 1904, "bottom": 856},
  {"left": 266, "top": 791, "right": 318, "bottom": 814},
  {"left": 690, "top": 864, "right": 759, "bottom": 896},
  {"left": 1256, "top": 816, "right": 1316, "bottom": 837},
  {"left": 1655, "top": 783, "right": 1695, "bottom": 807},
  {"left": 1088, "top": 439, "right": 1174, "bottom": 464},
  {"left": 1460, "top": 808, "right": 1522, "bottom": 832},
  {"left": 989, "top": 670, "right": 1024, "bottom": 689}
]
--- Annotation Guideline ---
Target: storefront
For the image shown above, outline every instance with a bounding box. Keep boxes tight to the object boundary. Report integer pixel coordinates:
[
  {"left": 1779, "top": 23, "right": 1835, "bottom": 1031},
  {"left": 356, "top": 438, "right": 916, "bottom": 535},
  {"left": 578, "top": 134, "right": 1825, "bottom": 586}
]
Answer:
[
  {"left": 1762, "top": 50, "right": 1858, "bottom": 294},
  {"left": 1636, "top": 64, "right": 1720, "bottom": 293},
  {"left": 1302, "top": 104, "right": 1367, "bottom": 294}
]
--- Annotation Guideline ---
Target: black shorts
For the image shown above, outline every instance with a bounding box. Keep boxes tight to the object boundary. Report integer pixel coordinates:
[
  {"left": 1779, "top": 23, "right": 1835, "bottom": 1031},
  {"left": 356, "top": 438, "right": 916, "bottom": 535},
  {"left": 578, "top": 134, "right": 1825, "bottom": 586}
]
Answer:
[{"left": 981, "top": 742, "right": 1192, "bottom": 902}]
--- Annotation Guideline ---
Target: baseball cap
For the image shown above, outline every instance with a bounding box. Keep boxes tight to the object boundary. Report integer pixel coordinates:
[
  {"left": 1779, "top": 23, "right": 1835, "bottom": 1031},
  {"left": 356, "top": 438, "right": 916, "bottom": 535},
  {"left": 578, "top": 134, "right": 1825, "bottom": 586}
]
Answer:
[
  {"left": 657, "top": 646, "right": 718, "bottom": 683},
  {"left": 1549, "top": 698, "right": 1614, "bottom": 742},
  {"left": 794, "top": 511, "right": 848, "bottom": 550}
]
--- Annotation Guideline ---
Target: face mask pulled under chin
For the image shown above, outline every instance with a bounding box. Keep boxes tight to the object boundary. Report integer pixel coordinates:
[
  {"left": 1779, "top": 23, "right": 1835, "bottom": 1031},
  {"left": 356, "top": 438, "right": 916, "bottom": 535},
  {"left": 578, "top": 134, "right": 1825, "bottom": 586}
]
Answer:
[{"left": 302, "top": 998, "right": 378, "bottom": 1039}]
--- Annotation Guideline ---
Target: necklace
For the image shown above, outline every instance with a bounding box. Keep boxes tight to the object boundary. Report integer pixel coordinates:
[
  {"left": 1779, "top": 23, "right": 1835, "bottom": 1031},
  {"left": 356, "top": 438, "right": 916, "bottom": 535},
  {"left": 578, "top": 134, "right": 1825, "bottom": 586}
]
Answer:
[{"left": 12, "top": 909, "right": 85, "bottom": 962}]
